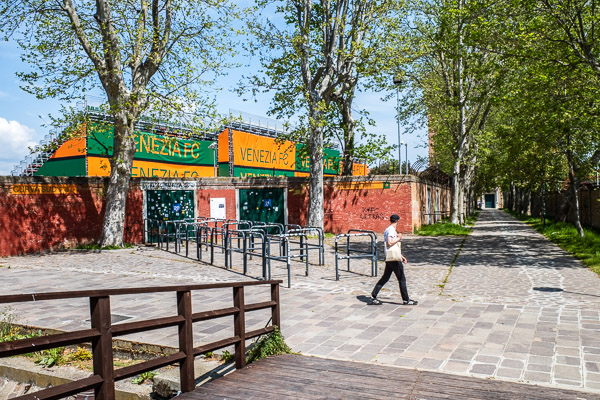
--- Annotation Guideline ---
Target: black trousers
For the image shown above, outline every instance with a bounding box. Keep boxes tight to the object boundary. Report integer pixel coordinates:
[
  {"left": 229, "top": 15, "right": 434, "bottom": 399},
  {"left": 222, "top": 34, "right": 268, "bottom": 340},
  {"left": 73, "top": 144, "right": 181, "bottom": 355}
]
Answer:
[{"left": 371, "top": 261, "right": 409, "bottom": 301}]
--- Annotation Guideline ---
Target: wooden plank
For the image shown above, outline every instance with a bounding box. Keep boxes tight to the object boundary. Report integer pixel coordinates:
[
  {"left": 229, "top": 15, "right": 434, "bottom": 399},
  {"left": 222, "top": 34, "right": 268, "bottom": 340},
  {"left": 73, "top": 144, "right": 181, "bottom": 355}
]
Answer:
[
  {"left": 233, "top": 286, "right": 246, "bottom": 369},
  {"left": 259, "top": 354, "right": 419, "bottom": 381},
  {"left": 192, "top": 306, "right": 238, "bottom": 322},
  {"left": 227, "top": 362, "right": 412, "bottom": 398},
  {"left": 195, "top": 369, "right": 398, "bottom": 400},
  {"left": 0, "top": 280, "right": 283, "bottom": 304},
  {"left": 192, "top": 336, "right": 240, "bottom": 356},
  {"left": 193, "top": 358, "right": 412, "bottom": 399},
  {"left": 178, "top": 290, "right": 195, "bottom": 393},
  {"left": 11, "top": 375, "right": 103, "bottom": 400},
  {"left": 271, "top": 283, "right": 281, "bottom": 329},
  {"left": 111, "top": 315, "right": 184, "bottom": 336},
  {"left": 90, "top": 296, "right": 115, "bottom": 400},
  {"left": 244, "top": 300, "right": 277, "bottom": 312},
  {"left": 188, "top": 354, "right": 600, "bottom": 400},
  {"left": 245, "top": 326, "right": 274, "bottom": 340},
  {"left": 0, "top": 329, "right": 100, "bottom": 357},
  {"left": 113, "top": 351, "right": 186, "bottom": 380}
]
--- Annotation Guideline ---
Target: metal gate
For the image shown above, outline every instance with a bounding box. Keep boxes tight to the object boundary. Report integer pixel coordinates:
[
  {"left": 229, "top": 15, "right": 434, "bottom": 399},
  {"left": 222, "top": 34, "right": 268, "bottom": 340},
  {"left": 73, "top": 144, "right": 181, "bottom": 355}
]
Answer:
[
  {"left": 146, "top": 190, "right": 195, "bottom": 241},
  {"left": 238, "top": 188, "right": 285, "bottom": 224}
]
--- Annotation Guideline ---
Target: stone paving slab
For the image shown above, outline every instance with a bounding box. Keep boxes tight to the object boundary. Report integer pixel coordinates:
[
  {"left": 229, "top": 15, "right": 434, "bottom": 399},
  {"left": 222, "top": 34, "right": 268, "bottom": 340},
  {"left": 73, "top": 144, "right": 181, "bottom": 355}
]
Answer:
[{"left": 1, "top": 209, "right": 599, "bottom": 396}]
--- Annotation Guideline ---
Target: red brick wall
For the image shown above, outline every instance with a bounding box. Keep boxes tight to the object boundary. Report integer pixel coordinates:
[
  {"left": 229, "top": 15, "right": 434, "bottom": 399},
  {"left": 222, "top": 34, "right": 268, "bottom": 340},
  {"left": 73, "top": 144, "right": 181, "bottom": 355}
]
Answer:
[
  {"left": 124, "top": 188, "right": 144, "bottom": 244},
  {"left": 196, "top": 188, "right": 237, "bottom": 220},
  {"left": 0, "top": 177, "right": 143, "bottom": 257},
  {"left": 1, "top": 176, "right": 448, "bottom": 256},
  {"left": 288, "top": 179, "right": 414, "bottom": 234}
]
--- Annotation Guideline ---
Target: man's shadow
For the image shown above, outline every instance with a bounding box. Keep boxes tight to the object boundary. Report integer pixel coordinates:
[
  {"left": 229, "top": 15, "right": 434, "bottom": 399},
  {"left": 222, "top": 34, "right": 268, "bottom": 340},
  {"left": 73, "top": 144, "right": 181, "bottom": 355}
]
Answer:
[{"left": 356, "top": 295, "right": 404, "bottom": 306}]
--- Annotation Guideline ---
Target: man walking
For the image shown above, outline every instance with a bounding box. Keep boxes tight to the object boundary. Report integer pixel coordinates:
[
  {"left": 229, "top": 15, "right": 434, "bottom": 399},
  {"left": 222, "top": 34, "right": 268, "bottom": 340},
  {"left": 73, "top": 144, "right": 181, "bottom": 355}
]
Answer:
[{"left": 370, "top": 214, "right": 418, "bottom": 305}]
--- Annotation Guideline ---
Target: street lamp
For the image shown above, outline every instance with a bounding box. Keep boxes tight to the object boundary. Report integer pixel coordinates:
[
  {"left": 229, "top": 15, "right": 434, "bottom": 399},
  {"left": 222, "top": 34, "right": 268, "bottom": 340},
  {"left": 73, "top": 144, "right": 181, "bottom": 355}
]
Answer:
[
  {"left": 400, "top": 141, "right": 408, "bottom": 175},
  {"left": 208, "top": 142, "right": 217, "bottom": 177},
  {"left": 393, "top": 76, "right": 402, "bottom": 175}
]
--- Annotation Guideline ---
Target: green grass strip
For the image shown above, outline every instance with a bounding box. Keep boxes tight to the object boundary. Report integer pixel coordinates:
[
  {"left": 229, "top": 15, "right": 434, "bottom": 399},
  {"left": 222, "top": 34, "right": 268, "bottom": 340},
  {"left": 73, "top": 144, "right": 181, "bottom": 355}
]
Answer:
[
  {"left": 414, "top": 212, "right": 478, "bottom": 237},
  {"left": 505, "top": 210, "right": 600, "bottom": 276},
  {"left": 438, "top": 236, "right": 467, "bottom": 296}
]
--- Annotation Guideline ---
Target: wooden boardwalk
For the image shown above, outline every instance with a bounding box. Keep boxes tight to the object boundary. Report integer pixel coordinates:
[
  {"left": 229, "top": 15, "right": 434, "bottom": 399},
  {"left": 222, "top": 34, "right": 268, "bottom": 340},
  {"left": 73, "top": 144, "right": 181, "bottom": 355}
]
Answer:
[{"left": 179, "top": 354, "right": 600, "bottom": 400}]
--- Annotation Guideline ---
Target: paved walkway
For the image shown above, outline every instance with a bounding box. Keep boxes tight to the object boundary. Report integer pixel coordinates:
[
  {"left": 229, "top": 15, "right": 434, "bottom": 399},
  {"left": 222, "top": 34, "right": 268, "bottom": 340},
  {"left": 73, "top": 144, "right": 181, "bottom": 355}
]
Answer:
[{"left": 1, "top": 209, "right": 599, "bottom": 397}]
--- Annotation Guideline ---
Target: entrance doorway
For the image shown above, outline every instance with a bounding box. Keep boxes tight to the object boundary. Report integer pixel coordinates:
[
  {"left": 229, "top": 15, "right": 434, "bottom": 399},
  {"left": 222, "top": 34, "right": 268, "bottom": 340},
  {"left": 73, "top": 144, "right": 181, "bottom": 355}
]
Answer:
[
  {"left": 484, "top": 193, "right": 495, "bottom": 209},
  {"left": 146, "top": 190, "right": 195, "bottom": 241},
  {"left": 238, "top": 188, "right": 285, "bottom": 225}
]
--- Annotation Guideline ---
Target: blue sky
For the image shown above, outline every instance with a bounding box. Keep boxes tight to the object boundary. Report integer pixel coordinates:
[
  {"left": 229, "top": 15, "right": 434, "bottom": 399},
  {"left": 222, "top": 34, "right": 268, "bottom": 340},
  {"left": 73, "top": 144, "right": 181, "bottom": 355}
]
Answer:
[{"left": 0, "top": 22, "right": 428, "bottom": 176}]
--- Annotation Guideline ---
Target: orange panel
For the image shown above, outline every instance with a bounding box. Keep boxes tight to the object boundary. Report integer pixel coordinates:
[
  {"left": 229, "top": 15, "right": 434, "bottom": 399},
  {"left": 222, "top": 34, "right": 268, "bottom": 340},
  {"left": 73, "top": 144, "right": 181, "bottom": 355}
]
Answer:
[
  {"left": 51, "top": 138, "right": 87, "bottom": 159},
  {"left": 87, "top": 157, "right": 110, "bottom": 176},
  {"left": 218, "top": 128, "right": 229, "bottom": 163},
  {"left": 232, "top": 129, "right": 296, "bottom": 170},
  {"left": 87, "top": 157, "right": 214, "bottom": 178}
]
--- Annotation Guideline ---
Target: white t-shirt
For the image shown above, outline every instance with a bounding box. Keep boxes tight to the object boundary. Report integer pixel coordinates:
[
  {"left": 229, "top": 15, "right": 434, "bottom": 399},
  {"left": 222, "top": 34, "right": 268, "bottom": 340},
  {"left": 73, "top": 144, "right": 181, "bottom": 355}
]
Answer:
[{"left": 384, "top": 225, "right": 398, "bottom": 248}]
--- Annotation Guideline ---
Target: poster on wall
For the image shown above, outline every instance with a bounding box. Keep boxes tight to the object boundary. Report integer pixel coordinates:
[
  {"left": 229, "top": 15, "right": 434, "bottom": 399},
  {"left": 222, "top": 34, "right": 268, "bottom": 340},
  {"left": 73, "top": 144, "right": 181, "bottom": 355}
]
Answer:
[{"left": 210, "top": 198, "right": 226, "bottom": 219}]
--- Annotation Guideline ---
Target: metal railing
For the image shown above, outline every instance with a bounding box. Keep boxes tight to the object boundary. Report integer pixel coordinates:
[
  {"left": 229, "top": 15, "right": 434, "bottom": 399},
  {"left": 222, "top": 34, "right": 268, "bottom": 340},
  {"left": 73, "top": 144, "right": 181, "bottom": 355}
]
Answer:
[
  {"left": 143, "top": 218, "right": 326, "bottom": 287},
  {"left": 265, "top": 232, "right": 310, "bottom": 288},
  {"left": 0, "top": 280, "right": 282, "bottom": 400},
  {"left": 334, "top": 230, "right": 378, "bottom": 281}
]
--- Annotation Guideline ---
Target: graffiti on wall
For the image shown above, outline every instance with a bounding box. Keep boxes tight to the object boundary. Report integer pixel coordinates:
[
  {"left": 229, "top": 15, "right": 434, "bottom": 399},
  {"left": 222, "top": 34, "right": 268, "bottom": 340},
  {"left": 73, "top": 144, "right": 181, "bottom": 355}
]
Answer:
[{"left": 359, "top": 207, "right": 386, "bottom": 220}]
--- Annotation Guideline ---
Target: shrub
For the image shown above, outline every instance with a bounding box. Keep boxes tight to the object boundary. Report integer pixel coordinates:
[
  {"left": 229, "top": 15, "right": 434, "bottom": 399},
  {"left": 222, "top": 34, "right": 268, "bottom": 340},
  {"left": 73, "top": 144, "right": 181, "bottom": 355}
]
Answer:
[{"left": 246, "top": 327, "right": 291, "bottom": 364}]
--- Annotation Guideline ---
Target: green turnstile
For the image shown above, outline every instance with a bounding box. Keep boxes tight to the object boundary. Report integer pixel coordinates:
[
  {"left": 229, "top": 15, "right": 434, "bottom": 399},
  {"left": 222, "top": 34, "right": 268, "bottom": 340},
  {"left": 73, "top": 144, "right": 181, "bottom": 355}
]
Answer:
[{"left": 238, "top": 188, "right": 285, "bottom": 224}]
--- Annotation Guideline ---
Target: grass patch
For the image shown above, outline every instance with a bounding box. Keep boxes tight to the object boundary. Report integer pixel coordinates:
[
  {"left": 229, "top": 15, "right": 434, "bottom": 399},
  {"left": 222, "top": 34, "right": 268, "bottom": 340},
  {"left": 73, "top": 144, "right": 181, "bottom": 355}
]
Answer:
[
  {"left": 131, "top": 371, "right": 158, "bottom": 385},
  {"left": 0, "top": 307, "right": 42, "bottom": 343},
  {"left": 415, "top": 212, "right": 478, "bottom": 236},
  {"left": 246, "top": 326, "right": 292, "bottom": 364},
  {"left": 506, "top": 210, "right": 600, "bottom": 275},
  {"left": 415, "top": 221, "right": 472, "bottom": 236}
]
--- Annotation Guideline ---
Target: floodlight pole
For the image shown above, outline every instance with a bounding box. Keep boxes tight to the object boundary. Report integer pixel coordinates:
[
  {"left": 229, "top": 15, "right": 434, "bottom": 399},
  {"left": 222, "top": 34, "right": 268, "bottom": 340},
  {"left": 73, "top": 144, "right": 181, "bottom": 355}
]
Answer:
[
  {"left": 393, "top": 76, "right": 402, "bottom": 175},
  {"left": 208, "top": 142, "right": 217, "bottom": 177},
  {"left": 405, "top": 142, "right": 408, "bottom": 175}
]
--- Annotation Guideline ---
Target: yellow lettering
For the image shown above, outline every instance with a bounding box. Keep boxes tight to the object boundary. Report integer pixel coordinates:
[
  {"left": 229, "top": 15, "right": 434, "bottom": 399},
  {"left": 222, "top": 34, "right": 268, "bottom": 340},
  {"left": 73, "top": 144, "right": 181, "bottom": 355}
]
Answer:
[
  {"left": 184, "top": 143, "right": 191, "bottom": 158},
  {"left": 160, "top": 139, "right": 169, "bottom": 156},
  {"left": 140, "top": 135, "right": 151, "bottom": 154},
  {"left": 173, "top": 142, "right": 182, "bottom": 157},
  {"left": 151, "top": 137, "right": 159, "bottom": 154},
  {"left": 191, "top": 143, "right": 199, "bottom": 159}
]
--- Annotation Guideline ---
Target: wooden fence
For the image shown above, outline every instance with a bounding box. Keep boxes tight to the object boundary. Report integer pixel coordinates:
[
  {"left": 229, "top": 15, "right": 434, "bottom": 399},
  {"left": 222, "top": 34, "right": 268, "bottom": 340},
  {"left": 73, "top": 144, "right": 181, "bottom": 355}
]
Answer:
[{"left": 0, "top": 280, "right": 282, "bottom": 400}]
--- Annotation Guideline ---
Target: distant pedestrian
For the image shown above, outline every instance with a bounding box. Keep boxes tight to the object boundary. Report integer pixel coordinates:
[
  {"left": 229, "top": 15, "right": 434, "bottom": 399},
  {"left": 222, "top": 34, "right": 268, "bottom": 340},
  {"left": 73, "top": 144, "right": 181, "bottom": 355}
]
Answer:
[{"left": 370, "top": 214, "right": 418, "bottom": 305}]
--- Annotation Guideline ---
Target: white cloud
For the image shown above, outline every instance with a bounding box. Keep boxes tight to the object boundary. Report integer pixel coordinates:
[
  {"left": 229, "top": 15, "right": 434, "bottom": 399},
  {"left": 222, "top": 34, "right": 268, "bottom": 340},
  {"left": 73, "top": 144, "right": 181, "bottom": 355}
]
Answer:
[{"left": 0, "top": 118, "right": 39, "bottom": 174}]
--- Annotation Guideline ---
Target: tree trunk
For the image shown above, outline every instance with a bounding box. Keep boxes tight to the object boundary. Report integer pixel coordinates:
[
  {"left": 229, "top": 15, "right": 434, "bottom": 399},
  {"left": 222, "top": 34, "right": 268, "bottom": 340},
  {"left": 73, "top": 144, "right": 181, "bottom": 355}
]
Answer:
[
  {"left": 99, "top": 116, "right": 137, "bottom": 247},
  {"left": 508, "top": 181, "right": 515, "bottom": 211},
  {"left": 567, "top": 167, "right": 585, "bottom": 237},
  {"left": 450, "top": 159, "right": 461, "bottom": 224},
  {"left": 307, "top": 108, "right": 325, "bottom": 229},
  {"left": 341, "top": 97, "right": 355, "bottom": 176}
]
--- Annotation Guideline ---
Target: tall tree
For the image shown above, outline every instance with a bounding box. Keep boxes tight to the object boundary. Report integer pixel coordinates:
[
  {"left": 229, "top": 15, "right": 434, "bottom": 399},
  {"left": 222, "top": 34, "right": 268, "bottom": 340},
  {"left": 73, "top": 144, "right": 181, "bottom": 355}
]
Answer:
[
  {"left": 478, "top": 0, "right": 600, "bottom": 235},
  {"left": 401, "top": 0, "right": 504, "bottom": 223},
  {"left": 1, "top": 0, "right": 234, "bottom": 246},
  {"left": 246, "top": 0, "right": 394, "bottom": 228}
]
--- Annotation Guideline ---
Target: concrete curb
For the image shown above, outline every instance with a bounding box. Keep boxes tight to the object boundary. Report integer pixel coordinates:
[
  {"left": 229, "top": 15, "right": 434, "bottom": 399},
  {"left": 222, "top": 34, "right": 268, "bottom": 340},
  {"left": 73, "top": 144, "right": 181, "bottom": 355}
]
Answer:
[{"left": 0, "top": 357, "right": 152, "bottom": 399}]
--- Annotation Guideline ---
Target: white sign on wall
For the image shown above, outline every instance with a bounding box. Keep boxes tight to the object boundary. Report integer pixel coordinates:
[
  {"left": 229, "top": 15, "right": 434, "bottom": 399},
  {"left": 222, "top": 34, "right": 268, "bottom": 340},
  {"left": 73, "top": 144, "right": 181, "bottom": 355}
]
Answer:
[{"left": 210, "top": 198, "right": 226, "bottom": 219}]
